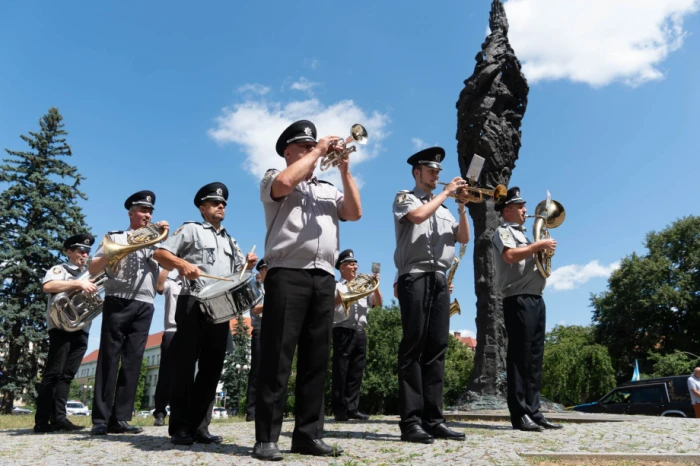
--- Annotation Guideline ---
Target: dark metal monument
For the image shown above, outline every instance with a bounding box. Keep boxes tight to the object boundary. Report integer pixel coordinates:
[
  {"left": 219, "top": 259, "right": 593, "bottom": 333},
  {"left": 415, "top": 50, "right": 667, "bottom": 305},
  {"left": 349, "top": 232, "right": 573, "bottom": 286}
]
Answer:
[{"left": 454, "top": 0, "right": 529, "bottom": 409}]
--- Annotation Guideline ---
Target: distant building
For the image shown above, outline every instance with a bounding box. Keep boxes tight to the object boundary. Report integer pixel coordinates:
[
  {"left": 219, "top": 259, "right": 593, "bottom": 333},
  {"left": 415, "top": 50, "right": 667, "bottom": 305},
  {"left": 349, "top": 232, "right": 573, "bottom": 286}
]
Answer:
[
  {"left": 74, "top": 317, "right": 252, "bottom": 409},
  {"left": 452, "top": 331, "right": 477, "bottom": 351}
]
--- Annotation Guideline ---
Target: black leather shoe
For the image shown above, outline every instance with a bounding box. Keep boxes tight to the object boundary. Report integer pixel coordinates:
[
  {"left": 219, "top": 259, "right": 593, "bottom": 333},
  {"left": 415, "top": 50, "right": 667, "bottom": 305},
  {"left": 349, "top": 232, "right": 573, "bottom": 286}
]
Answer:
[
  {"left": 424, "top": 423, "right": 465, "bottom": 441},
  {"left": 348, "top": 411, "right": 370, "bottom": 421},
  {"left": 290, "top": 438, "right": 343, "bottom": 456},
  {"left": 153, "top": 413, "right": 165, "bottom": 427},
  {"left": 252, "top": 442, "right": 283, "bottom": 461},
  {"left": 171, "top": 428, "right": 194, "bottom": 446},
  {"left": 53, "top": 419, "right": 85, "bottom": 432},
  {"left": 90, "top": 424, "right": 108, "bottom": 435},
  {"left": 107, "top": 421, "right": 143, "bottom": 434},
  {"left": 534, "top": 417, "right": 563, "bottom": 430},
  {"left": 245, "top": 413, "right": 255, "bottom": 422},
  {"left": 400, "top": 425, "right": 434, "bottom": 444},
  {"left": 334, "top": 413, "right": 349, "bottom": 421},
  {"left": 194, "top": 431, "right": 223, "bottom": 444},
  {"left": 33, "top": 423, "right": 54, "bottom": 434},
  {"left": 515, "top": 415, "right": 543, "bottom": 432}
]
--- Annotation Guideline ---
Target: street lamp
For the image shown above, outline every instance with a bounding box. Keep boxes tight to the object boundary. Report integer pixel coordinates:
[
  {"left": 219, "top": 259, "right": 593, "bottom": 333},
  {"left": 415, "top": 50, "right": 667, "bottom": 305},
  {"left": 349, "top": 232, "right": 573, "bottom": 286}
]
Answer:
[{"left": 233, "top": 364, "right": 249, "bottom": 416}]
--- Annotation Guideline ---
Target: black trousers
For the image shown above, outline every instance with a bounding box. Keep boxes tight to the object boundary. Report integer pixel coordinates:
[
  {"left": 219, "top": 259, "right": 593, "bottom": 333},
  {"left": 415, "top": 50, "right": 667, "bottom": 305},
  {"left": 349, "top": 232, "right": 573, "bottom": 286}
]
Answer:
[
  {"left": 245, "top": 327, "right": 261, "bottom": 419},
  {"left": 92, "top": 297, "right": 154, "bottom": 425},
  {"left": 168, "top": 295, "right": 229, "bottom": 437},
  {"left": 153, "top": 331, "right": 175, "bottom": 417},
  {"left": 331, "top": 327, "right": 367, "bottom": 417},
  {"left": 396, "top": 272, "right": 450, "bottom": 432},
  {"left": 255, "top": 268, "right": 335, "bottom": 443},
  {"left": 503, "top": 294, "right": 546, "bottom": 426},
  {"left": 35, "top": 329, "right": 88, "bottom": 426}
]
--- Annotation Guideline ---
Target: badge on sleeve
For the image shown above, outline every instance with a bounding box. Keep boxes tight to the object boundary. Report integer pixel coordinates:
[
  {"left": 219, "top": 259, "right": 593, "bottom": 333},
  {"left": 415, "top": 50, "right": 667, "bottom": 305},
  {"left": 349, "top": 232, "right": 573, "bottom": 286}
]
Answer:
[
  {"left": 172, "top": 225, "right": 184, "bottom": 236},
  {"left": 261, "top": 169, "right": 276, "bottom": 186},
  {"left": 52, "top": 266, "right": 62, "bottom": 274},
  {"left": 499, "top": 229, "right": 512, "bottom": 242},
  {"left": 395, "top": 192, "right": 410, "bottom": 205}
]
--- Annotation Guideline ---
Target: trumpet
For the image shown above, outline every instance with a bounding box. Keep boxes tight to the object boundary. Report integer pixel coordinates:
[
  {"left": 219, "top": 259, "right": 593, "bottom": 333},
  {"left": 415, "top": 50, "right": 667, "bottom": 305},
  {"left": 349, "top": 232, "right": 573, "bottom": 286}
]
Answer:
[
  {"left": 438, "top": 182, "right": 507, "bottom": 204},
  {"left": 319, "top": 124, "right": 368, "bottom": 171}
]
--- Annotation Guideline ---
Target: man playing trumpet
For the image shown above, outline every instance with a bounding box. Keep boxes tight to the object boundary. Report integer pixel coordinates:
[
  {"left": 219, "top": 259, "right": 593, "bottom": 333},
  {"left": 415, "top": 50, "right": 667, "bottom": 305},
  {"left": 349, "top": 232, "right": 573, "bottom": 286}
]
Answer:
[
  {"left": 332, "top": 249, "right": 382, "bottom": 422},
  {"left": 393, "top": 147, "right": 470, "bottom": 444},
  {"left": 254, "top": 120, "right": 362, "bottom": 461}
]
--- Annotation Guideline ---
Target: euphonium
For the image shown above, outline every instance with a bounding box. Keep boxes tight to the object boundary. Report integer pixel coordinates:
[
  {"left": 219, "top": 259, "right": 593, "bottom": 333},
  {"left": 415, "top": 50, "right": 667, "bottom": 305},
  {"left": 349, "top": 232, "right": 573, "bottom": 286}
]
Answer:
[
  {"left": 49, "top": 223, "right": 169, "bottom": 332},
  {"left": 528, "top": 199, "right": 565, "bottom": 278},
  {"left": 448, "top": 244, "right": 467, "bottom": 317},
  {"left": 339, "top": 273, "right": 380, "bottom": 317},
  {"left": 319, "top": 124, "right": 368, "bottom": 171}
]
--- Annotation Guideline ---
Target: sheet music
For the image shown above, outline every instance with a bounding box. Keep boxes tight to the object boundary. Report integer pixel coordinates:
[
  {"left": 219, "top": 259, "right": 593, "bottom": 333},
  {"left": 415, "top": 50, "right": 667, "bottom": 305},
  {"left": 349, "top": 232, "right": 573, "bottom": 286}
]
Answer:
[{"left": 465, "top": 154, "right": 485, "bottom": 185}]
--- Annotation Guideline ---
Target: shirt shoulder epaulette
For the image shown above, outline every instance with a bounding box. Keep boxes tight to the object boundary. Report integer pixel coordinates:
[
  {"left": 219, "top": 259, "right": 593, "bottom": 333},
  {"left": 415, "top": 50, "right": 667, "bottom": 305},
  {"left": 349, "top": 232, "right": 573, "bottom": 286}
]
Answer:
[
  {"left": 439, "top": 204, "right": 449, "bottom": 209},
  {"left": 107, "top": 230, "right": 124, "bottom": 235},
  {"left": 183, "top": 221, "right": 201, "bottom": 225},
  {"left": 318, "top": 179, "right": 334, "bottom": 186}
]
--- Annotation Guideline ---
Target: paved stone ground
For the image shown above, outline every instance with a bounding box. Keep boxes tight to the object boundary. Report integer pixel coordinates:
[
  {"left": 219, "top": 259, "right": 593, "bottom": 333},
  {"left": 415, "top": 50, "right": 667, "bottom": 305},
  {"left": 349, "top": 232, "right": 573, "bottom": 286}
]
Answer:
[{"left": 1, "top": 415, "right": 698, "bottom": 465}]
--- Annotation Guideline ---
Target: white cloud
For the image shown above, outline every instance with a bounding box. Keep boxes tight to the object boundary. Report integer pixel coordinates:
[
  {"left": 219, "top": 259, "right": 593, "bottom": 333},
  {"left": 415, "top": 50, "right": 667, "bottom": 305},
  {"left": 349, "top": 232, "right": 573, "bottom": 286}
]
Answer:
[
  {"left": 503, "top": 0, "right": 700, "bottom": 86},
  {"left": 411, "top": 138, "right": 426, "bottom": 150},
  {"left": 236, "top": 83, "right": 270, "bottom": 95},
  {"left": 546, "top": 260, "right": 620, "bottom": 291},
  {"left": 208, "top": 83, "right": 390, "bottom": 186},
  {"left": 289, "top": 77, "right": 320, "bottom": 96},
  {"left": 450, "top": 328, "right": 477, "bottom": 338}
]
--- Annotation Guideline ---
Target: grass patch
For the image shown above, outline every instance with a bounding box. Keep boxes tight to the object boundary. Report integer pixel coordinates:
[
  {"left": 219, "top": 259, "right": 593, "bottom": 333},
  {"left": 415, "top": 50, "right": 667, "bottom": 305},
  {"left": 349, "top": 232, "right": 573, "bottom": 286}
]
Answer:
[
  {"left": 528, "top": 457, "right": 688, "bottom": 465},
  {"left": 0, "top": 414, "right": 246, "bottom": 431}
]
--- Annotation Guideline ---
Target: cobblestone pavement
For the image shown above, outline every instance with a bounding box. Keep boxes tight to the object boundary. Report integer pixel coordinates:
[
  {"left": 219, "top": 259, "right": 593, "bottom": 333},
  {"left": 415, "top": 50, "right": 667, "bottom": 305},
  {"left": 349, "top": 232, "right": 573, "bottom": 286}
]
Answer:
[{"left": 1, "top": 415, "right": 698, "bottom": 465}]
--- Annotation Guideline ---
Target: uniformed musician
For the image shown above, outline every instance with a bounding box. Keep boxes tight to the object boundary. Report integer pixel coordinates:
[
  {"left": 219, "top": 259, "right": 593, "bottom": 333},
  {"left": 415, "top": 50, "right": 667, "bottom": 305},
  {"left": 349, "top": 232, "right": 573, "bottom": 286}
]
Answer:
[
  {"left": 154, "top": 182, "right": 257, "bottom": 446},
  {"left": 393, "top": 147, "right": 470, "bottom": 444},
  {"left": 245, "top": 259, "right": 266, "bottom": 422},
  {"left": 34, "top": 234, "right": 96, "bottom": 433},
  {"left": 332, "top": 249, "right": 381, "bottom": 422},
  {"left": 492, "top": 187, "right": 562, "bottom": 432},
  {"left": 152, "top": 268, "right": 182, "bottom": 427},
  {"left": 89, "top": 191, "right": 167, "bottom": 435},
  {"left": 253, "top": 120, "right": 362, "bottom": 461}
]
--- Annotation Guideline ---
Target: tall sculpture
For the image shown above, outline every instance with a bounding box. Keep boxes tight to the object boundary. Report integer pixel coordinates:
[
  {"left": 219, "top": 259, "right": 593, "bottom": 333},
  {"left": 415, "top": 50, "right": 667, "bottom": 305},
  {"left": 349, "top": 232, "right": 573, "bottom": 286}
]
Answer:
[{"left": 455, "top": 0, "right": 529, "bottom": 407}]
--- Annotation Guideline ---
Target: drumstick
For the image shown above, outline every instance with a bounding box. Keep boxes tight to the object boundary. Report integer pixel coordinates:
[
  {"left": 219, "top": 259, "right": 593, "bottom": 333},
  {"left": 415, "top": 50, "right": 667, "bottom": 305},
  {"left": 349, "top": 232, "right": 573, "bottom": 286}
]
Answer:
[
  {"left": 200, "top": 273, "right": 235, "bottom": 282},
  {"left": 239, "top": 245, "right": 256, "bottom": 280}
]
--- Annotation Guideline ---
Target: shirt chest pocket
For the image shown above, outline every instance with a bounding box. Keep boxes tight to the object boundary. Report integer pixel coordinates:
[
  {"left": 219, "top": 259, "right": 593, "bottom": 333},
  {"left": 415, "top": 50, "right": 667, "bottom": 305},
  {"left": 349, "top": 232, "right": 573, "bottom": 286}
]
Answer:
[
  {"left": 435, "top": 209, "right": 455, "bottom": 234},
  {"left": 195, "top": 236, "right": 218, "bottom": 265},
  {"left": 512, "top": 229, "right": 529, "bottom": 246},
  {"left": 312, "top": 186, "right": 338, "bottom": 218}
]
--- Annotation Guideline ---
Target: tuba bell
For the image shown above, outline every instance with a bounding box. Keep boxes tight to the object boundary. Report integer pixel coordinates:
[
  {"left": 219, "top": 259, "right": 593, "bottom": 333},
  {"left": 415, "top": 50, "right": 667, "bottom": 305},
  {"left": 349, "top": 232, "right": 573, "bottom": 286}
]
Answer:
[
  {"left": 319, "top": 124, "right": 368, "bottom": 171},
  {"left": 339, "top": 273, "right": 380, "bottom": 316},
  {"left": 48, "top": 223, "right": 169, "bottom": 332},
  {"left": 529, "top": 199, "right": 565, "bottom": 278}
]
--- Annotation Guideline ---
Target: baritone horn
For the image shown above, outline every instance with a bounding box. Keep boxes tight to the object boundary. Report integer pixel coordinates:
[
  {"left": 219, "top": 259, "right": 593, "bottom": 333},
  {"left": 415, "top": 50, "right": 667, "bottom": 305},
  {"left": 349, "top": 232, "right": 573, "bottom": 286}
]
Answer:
[
  {"left": 319, "top": 124, "right": 368, "bottom": 171},
  {"left": 527, "top": 198, "right": 565, "bottom": 278}
]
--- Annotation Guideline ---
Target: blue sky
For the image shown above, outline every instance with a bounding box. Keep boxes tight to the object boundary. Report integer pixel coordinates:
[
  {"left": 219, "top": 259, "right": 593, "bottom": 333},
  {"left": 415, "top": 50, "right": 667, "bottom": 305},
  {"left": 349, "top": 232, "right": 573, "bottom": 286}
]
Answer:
[{"left": 1, "top": 0, "right": 699, "bottom": 356}]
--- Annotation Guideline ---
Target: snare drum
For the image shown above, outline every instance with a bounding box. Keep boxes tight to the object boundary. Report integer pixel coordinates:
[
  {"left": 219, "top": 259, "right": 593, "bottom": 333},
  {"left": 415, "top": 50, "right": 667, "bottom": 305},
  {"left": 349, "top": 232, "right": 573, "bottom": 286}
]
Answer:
[{"left": 195, "top": 271, "right": 263, "bottom": 324}]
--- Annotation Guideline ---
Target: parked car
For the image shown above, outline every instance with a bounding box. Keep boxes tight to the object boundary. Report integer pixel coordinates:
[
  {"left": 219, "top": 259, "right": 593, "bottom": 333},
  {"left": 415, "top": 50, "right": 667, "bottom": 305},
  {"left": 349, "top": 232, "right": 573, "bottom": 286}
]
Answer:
[
  {"left": 12, "top": 406, "right": 32, "bottom": 415},
  {"left": 149, "top": 406, "right": 170, "bottom": 416},
  {"left": 137, "top": 411, "right": 151, "bottom": 418},
  {"left": 66, "top": 400, "right": 89, "bottom": 416},
  {"left": 212, "top": 407, "right": 228, "bottom": 419},
  {"left": 573, "top": 375, "right": 693, "bottom": 417}
]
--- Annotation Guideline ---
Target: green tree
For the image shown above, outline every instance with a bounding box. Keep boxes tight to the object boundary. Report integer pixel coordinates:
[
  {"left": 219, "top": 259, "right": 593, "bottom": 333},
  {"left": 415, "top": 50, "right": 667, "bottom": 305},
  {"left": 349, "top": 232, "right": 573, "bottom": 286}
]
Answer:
[
  {"left": 591, "top": 216, "right": 700, "bottom": 379},
  {"left": 648, "top": 351, "right": 700, "bottom": 378},
  {"left": 221, "top": 317, "right": 250, "bottom": 413},
  {"left": 0, "top": 108, "right": 90, "bottom": 413},
  {"left": 444, "top": 333, "right": 475, "bottom": 406},
  {"left": 133, "top": 357, "right": 148, "bottom": 412},
  {"left": 541, "top": 325, "right": 616, "bottom": 406}
]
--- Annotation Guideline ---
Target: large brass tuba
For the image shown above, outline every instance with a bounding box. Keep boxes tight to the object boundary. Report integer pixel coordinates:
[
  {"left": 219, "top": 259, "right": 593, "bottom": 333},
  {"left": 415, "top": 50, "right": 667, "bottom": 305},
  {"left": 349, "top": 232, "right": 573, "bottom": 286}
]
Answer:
[
  {"left": 339, "top": 273, "right": 380, "bottom": 317},
  {"left": 530, "top": 199, "right": 565, "bottom": 278},
  {"left": 48, "top": 223, "right": 169, "bottom": 332},
  {"left": 319, "top": 124, "right": 368, "bottom": 171},
  {"left": 448, "top": 244, "right": 467, "bottom": 317}
]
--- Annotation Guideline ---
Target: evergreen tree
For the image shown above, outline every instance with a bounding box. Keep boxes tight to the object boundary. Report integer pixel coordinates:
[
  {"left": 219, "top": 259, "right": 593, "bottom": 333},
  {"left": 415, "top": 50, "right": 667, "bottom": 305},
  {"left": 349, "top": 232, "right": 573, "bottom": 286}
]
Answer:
[
  {"left": 221, "top": 316, "right": 250, "bottom": 414},
  {"left": 134, "top": 357, "right": 149, "bottom": 412},
  {"left": 0, "top": 108, "right": 90, "bottom": 413}
]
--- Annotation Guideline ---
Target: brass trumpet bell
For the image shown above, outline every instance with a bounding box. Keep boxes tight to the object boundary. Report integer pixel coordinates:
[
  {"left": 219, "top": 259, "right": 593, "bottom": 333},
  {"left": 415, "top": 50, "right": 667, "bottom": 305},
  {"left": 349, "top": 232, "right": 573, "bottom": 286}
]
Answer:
[
  {"left": 440, "top": 183, "right": 507, "bottom": 204},
  {"left": 320, "top": 124, "right": 368, "bottom": 171}
]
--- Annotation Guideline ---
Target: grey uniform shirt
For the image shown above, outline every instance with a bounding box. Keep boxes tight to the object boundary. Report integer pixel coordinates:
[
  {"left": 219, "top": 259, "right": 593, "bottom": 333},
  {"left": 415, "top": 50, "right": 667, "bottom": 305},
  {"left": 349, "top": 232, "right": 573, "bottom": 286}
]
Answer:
[
  {"left": 333, "top": 279, "right": 374, "bottom": 331},
  {"left": 157, "top": 221, "right": 245, "bottom": 296},
  {"left": 260, "top": 169, "right": 345, "bottom": 276},
  {"left": 162, "top": 272, "right": 182, "bottom": 333},
  {"left": 492, "top": 222, "right": 546, "bottom": 298},
  {"left": 393, "top": 186, "right": 459, "bottom": 276},
  {"left": 42, "top": 262, "right": 90, "bottom": 334},
  {"left": 93, "top": 229, "right": 159, "bottom": 303}
]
